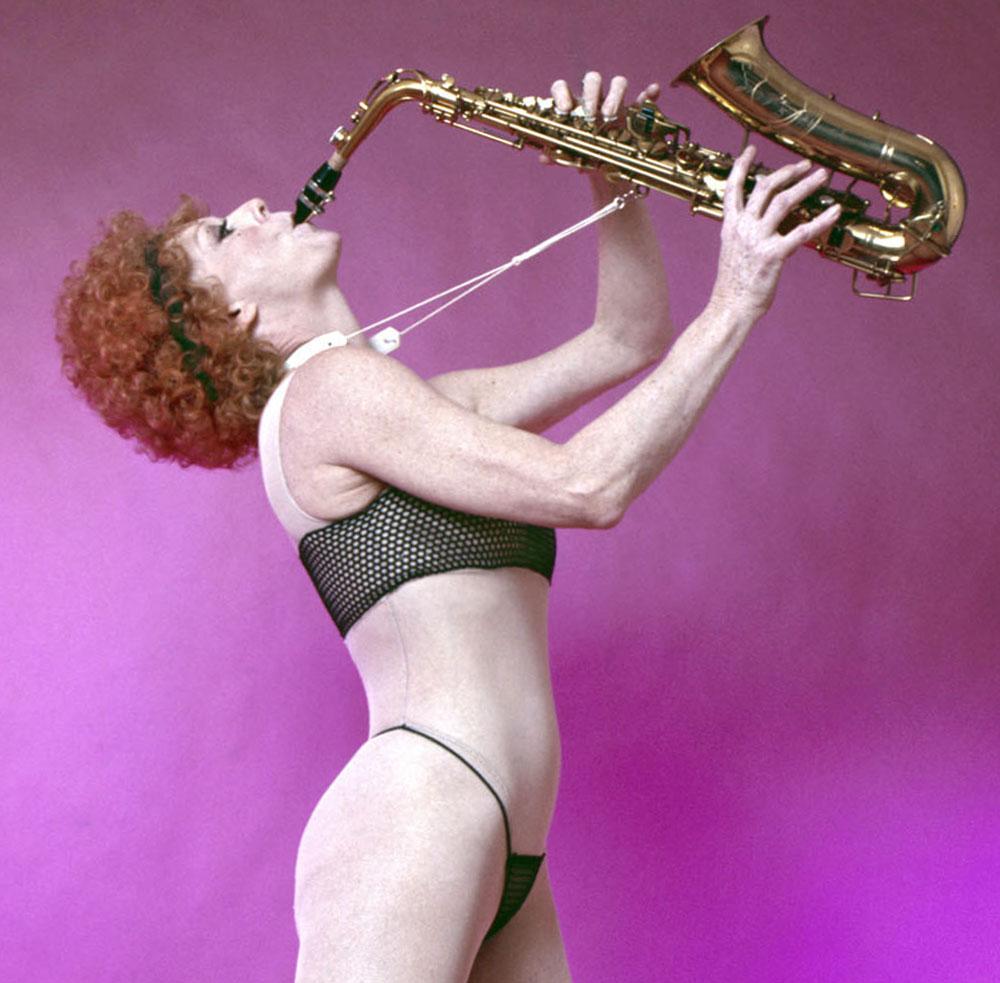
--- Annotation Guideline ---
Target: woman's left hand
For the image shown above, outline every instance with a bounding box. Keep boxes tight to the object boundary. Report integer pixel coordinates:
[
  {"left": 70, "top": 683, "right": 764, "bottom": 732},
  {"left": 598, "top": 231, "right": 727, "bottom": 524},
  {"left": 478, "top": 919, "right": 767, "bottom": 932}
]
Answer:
[{"left": 540, "top": 72, "right": 660, "bottom": 165}]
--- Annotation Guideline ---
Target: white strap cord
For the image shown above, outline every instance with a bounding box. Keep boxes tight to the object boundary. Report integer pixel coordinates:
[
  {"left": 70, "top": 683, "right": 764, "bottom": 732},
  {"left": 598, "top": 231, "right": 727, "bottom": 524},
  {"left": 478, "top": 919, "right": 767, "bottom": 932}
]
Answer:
[{"left": 284, "top": 187, "right": 642, "bottom": 370}]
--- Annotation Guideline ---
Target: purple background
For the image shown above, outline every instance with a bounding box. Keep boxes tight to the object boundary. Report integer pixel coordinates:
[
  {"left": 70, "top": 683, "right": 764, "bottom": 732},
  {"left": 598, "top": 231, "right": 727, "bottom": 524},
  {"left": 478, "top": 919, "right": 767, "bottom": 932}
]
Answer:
[{"left": 4, "top": 0, "right": 998, "bottom": 980}]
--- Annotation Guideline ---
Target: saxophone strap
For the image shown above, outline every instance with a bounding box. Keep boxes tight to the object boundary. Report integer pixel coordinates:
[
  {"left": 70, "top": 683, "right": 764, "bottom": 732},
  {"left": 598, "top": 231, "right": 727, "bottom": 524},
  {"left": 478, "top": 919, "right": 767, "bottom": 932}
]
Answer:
[{"left": 283, "top": 187, "right": 644, "bottom": 370}]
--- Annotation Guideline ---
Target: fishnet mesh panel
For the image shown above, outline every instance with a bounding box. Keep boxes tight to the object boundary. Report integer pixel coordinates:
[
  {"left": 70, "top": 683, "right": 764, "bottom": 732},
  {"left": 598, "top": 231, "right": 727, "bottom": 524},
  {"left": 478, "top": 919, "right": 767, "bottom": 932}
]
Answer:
[
  {"left": 298, "top": 486, "right": 557, "bottom": 637},
  {"left": 485, "top": 852, "right": 546, "bottom": 939}
]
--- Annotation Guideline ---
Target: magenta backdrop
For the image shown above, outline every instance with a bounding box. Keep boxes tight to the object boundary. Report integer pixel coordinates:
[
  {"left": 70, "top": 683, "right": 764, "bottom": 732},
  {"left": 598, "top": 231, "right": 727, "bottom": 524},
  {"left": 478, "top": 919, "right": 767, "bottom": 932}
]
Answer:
[{"left": 3, "top": 0, "right": 998, "bottom": 980}]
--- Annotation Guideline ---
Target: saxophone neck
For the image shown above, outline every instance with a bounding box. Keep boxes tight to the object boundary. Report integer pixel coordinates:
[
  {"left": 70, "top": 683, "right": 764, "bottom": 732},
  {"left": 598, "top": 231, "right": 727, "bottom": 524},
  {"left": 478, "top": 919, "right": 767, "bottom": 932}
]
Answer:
[
  {"left": 293, "top": 70, "right": 462, "bottom": 225},
  {"left": 331, "top": 69, "right": 460, "bottom": 163}
]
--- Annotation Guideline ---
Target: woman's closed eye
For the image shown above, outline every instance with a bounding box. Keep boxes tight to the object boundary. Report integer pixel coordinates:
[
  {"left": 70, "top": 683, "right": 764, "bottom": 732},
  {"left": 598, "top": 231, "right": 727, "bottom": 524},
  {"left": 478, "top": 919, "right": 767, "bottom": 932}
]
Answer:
[{"left": 217, "top": 218, "right": 234, "bottom": 241}]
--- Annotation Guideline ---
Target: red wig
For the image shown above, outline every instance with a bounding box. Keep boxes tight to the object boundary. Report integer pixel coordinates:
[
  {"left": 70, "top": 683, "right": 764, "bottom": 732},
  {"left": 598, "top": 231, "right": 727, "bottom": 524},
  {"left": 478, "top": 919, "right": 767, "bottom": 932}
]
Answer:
[{"left": 55, "top": 196, "right": 286, "bottom": 469}]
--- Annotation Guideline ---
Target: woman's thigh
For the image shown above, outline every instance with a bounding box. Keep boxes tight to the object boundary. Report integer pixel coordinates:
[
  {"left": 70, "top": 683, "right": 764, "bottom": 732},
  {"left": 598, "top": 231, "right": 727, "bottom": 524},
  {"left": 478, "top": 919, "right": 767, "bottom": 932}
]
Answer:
[
  {"left": 293, "top": 732, "right": 509, "bottom": 983},
  {"left": 469, "top": 863, "right": 573, "bottom": 983}
]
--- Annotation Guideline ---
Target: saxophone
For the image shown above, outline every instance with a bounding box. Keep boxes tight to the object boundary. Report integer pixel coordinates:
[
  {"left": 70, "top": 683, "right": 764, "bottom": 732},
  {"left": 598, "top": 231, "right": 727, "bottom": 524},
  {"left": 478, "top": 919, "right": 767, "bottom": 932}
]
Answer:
[{"left": 292, "top": 17, "right": 965, "bottom": 301}]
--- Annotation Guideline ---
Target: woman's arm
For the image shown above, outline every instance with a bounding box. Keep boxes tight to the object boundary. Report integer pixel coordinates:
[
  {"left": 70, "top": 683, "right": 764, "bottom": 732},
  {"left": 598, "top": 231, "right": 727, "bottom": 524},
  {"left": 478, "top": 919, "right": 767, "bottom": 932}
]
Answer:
[
  {"left": 427, "top": 319, "right": 659, "bottom": 434},
  {"left": 565, "top": 146, "right": 841, "bottom": 521},
  {"left": 427, "top": 74, "right": 672, "bottom": 432},
  {"left": 292, "top": 146, "right": 840, "bottom": 529}
]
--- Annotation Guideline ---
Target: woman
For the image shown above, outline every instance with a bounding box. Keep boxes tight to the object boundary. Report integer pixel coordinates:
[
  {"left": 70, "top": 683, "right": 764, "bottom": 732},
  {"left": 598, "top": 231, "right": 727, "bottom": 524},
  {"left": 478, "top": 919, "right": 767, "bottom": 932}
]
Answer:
[{"left": 56, "top": 71, "right": 840, "bottom": 983}]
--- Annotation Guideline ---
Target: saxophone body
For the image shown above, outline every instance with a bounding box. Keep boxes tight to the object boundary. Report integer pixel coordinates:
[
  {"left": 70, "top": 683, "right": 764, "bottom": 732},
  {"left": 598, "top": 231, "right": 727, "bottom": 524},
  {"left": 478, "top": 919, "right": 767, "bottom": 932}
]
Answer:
[{"left": 294, "top": 18, "right": 965, "bottom": 300}]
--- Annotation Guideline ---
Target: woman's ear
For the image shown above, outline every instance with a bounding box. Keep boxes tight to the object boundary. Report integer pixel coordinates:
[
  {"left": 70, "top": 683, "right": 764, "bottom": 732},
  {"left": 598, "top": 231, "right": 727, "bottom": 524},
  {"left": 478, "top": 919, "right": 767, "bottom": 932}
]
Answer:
[{"left": 227, "top": 300, "right": 258, "bottom": 330}]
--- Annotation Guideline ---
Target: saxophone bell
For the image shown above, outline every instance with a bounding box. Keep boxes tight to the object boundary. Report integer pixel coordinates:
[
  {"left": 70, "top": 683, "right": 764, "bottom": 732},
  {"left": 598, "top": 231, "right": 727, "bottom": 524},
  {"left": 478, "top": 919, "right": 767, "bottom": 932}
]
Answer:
[{"left": 671, "top": 17, "right": 965, "bottom": 295}]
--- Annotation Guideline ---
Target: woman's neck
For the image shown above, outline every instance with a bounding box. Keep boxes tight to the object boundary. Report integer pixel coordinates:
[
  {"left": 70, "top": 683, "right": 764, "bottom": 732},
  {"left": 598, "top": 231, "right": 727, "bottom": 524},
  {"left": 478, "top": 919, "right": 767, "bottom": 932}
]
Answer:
[{"left": 257, "top": 281, "right": 364, "bottom": 354}]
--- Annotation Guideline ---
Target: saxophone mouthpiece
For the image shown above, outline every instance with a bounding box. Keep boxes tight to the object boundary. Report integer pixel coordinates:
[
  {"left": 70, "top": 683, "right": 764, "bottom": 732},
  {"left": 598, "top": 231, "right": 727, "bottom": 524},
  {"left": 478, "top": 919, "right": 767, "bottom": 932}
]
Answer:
[{"left": 292, "top": 161, "right": 342, "bottom": 226}]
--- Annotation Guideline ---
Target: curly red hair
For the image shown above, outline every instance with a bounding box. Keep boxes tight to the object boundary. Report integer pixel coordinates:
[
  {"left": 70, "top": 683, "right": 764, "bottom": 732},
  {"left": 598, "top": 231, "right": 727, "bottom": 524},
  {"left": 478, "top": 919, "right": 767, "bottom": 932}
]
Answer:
[{"left": 55, "top": 196, "right": 286, "bottom": 469}]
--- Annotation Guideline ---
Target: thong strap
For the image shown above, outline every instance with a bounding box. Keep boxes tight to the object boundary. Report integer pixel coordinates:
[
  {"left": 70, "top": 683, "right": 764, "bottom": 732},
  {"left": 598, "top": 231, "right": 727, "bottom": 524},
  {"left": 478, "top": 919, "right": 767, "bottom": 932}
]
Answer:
[{"left": 372, "top": 722, "right": 545, "bottom": 939}]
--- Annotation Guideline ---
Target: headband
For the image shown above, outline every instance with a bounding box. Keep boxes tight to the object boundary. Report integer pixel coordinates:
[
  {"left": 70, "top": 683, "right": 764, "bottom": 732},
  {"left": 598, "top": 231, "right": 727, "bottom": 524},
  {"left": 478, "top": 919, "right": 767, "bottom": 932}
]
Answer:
[{"left": 144, "top": 241, "right": 219, "bottom": 402}]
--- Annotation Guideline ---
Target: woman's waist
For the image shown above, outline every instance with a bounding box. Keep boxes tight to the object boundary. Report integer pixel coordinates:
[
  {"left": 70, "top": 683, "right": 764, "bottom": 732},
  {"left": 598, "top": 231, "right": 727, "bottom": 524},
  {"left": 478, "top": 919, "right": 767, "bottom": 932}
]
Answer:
[
  {"left": 348, "top": 566, "right": 551, "bottom": 653},
  {"left": 346, "top": 568, "right": 560, "bottom": 792}
]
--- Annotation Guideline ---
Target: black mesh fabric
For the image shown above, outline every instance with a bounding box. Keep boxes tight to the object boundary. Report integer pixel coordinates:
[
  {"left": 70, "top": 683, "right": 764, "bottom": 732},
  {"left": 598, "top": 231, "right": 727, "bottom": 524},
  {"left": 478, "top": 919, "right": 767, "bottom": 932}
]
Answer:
[
  {"left": 485, "top": 852, "right": 546, "bottom": 939},
  {"left": 298, "top": 486, "right": 557, "bottom": 637}
]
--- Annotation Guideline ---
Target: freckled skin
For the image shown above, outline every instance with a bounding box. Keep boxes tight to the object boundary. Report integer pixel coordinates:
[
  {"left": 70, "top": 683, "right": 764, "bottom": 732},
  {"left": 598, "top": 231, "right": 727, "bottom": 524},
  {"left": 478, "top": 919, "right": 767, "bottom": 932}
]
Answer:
[{"left": 186, "top": 72, "right": 839, "bottom": 983}]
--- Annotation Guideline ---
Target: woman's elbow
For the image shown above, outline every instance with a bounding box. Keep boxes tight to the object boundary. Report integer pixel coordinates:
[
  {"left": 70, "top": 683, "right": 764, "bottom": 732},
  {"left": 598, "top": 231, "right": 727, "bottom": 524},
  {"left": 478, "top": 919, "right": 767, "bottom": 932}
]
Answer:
[
  {"left": 567, "top": 476, "right": 625, "bottom": 529},
  {"left": 585, "top": 493, "right": 625, "bottom": 529},
  {"left": 556, "top": 445, "right": 627, "bottom": 529}
]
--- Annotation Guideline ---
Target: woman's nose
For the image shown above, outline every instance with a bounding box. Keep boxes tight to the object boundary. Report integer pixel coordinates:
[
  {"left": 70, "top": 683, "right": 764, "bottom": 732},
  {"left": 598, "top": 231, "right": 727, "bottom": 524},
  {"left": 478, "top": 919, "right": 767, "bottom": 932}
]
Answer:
[
  {"left": 246, "top": 198, "right": 269, "bottom": 221},
  {"left": 227, "top": 198, "right": 269, "bottom": 226}
]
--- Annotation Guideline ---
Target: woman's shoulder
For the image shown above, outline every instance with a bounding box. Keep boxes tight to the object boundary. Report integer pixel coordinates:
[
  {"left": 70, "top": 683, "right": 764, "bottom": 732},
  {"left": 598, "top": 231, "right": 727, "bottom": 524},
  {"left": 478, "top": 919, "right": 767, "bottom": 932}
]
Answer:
[
  {"left": 272, "top": 348, "right": 390, "bottom": 524},
  {"left": 283, "top": 342, "right": 445, "bottom": 451},
  {"left": 289, "top": 342, "right": 407, "bottom": 399}
]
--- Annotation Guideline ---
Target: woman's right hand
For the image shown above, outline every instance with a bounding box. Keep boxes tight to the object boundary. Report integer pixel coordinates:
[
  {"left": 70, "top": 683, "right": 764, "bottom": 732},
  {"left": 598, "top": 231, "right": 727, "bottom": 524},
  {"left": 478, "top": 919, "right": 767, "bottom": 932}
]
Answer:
[{"left": 709, "top": 144, "right": 842, "bottom": 321}]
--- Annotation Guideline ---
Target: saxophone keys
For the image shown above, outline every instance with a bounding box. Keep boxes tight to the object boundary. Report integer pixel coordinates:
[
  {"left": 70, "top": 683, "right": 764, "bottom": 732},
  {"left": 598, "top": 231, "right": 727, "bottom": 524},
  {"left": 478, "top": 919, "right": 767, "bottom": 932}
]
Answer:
[{"left": 673, "top": 145, "right": 701, "bottom": 169}]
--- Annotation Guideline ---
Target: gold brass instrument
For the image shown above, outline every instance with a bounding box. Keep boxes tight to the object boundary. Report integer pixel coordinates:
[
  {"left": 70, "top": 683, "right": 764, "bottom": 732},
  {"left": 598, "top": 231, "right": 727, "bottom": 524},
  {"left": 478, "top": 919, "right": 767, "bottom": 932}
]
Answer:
[{"left": 292, "top": 17, "right": 965, "bottom": 300}]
